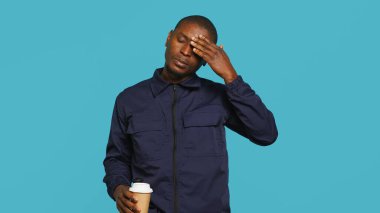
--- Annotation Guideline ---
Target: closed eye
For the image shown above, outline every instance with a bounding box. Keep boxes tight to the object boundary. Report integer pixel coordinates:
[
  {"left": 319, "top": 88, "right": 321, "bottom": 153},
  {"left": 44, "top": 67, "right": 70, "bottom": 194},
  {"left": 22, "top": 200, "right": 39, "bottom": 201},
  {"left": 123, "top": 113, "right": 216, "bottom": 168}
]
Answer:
[
  {"left": 177, "top": 36, "right": 186, "bottom": 43},
  {"left": 176, "top": 32, "right": 190, "bottom": 43}
]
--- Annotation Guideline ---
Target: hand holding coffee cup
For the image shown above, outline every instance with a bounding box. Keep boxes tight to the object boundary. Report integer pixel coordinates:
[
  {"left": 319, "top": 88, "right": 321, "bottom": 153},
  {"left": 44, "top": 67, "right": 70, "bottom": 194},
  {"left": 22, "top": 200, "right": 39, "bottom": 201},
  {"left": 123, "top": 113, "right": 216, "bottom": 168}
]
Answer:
[
  {"left": 113, "top": 185, "right": 141, "bottom": 213},
  {"left": 129, "top": 181, "right": 153, "bottom": 213}
]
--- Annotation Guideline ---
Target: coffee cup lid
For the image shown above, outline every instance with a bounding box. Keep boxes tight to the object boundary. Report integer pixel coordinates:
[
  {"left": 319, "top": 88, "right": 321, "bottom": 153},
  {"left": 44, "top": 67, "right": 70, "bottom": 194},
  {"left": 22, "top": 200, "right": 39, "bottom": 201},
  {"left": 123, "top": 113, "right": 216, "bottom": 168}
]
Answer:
[{"left": 129, "top": 183, "right": 153, "bottom": 193}]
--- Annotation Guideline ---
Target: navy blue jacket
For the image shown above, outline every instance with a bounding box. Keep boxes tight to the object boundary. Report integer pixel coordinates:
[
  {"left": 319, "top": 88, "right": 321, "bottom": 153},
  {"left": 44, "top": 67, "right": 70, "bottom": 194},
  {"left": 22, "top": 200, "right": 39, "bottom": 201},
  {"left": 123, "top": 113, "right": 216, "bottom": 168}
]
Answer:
[{"left": 103, "top": 67, "right": 278, "bottom": 213}]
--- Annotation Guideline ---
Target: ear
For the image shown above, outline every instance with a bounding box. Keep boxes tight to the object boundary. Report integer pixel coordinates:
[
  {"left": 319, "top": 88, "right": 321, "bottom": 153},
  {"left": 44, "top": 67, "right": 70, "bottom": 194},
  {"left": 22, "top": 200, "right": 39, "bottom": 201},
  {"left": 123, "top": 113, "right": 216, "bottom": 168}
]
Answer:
[{"left": 165, "top": 30, "right": 173, "bottom": 47}]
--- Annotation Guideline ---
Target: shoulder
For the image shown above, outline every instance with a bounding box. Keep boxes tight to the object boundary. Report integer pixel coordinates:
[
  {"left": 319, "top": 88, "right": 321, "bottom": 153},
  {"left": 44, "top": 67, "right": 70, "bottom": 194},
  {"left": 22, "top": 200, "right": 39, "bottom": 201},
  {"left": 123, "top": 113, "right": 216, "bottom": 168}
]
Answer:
[
  {"left": 117, "top": 79, "right": 151, "bottom": 99},
  {"left": 114, "top": 78, "right": 152, "bottom": 109}
]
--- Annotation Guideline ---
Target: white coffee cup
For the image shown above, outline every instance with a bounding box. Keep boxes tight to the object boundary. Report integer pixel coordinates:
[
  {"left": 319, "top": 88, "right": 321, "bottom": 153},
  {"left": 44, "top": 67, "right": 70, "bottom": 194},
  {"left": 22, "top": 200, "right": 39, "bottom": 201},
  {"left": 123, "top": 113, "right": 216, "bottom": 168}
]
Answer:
[{"left": 129, "top": 183, "right": 153, "bottom": 213}]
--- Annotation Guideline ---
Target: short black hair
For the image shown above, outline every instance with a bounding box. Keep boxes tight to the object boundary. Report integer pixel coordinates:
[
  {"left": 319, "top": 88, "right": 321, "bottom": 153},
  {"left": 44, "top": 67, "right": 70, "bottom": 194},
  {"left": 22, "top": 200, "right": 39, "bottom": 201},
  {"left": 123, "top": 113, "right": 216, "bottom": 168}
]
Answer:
[{"left": 174, "top": 15, "right": 218, "bottom": 43}]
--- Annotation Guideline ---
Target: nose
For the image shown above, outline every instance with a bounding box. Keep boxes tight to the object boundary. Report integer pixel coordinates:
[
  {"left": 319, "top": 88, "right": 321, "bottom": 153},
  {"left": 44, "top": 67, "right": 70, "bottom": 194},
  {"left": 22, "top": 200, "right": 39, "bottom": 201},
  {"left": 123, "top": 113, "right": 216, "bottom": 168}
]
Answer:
[{"left": 180, "top": 43, "right": 192, "bottom": 57}]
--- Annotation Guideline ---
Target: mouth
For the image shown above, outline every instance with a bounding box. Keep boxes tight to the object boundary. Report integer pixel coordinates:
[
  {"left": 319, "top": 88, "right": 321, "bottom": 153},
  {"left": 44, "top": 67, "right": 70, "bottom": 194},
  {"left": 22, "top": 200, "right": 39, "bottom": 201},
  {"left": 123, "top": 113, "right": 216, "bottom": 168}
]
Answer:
[{"left": 173, "top": 57, "right": 189, "bottom": 68}]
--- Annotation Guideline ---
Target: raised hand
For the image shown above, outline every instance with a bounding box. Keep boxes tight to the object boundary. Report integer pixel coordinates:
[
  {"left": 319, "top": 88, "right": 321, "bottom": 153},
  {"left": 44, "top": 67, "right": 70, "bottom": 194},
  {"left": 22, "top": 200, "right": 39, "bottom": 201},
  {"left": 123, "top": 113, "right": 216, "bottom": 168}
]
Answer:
[{"left": 190, "top": 34, "right": 238, "bottom": 84}]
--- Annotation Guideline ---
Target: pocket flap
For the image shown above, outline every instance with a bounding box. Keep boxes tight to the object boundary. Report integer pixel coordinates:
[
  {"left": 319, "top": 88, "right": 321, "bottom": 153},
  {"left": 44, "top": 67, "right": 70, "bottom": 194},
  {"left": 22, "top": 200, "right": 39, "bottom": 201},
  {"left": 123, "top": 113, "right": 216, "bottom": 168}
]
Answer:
[
  {"left": 127, "top": 114, "right": 163, "bottom": 133},
  {"left": 183, "top": 112, "right": 223, "bottom": 127}
]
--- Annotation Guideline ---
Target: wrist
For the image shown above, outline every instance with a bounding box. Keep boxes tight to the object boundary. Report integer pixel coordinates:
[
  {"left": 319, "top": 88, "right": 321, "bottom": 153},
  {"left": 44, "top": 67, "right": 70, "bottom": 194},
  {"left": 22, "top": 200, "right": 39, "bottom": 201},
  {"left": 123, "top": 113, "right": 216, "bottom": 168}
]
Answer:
[{"left": 223, "top": 72, "right": 238, "bottom": 84}]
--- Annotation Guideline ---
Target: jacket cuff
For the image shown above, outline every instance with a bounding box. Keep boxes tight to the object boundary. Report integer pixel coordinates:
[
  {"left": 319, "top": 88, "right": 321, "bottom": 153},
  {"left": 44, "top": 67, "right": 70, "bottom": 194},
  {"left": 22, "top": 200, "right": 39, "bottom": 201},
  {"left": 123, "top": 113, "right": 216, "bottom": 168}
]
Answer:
[
  {"left": 106, "top": 176, "right": 131, "bottom": 201},
  {"left": 226, "top": 75, "right": 243, "bottom": 89},
  {"left": 226, "top": 75, "right": 255, "bottom": 96}
]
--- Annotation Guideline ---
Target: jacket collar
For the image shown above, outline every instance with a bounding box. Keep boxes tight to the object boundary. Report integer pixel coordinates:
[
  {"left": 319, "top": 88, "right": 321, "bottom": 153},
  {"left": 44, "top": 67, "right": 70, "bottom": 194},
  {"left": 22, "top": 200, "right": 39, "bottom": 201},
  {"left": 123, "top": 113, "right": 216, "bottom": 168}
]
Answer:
[{"left": 150, "top": 67, "right": 201, "bottom": 97}]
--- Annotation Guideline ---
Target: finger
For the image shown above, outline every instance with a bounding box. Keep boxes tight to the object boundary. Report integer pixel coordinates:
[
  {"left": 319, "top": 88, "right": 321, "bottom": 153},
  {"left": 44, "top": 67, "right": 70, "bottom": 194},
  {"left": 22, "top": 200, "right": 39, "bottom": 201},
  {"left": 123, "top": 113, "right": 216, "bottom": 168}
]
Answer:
[
  {"left": 190, "top": 40, "right": 213, "bottom": 55},
  {"left": 191, "top": 36, "right": 214, "bottom": 53},
  {"left": 124, "top": 191, "right": 138, "bottom": 203},
  {"left": 191, "top": 35, "right": 212, "bottom": 58},
  {"left": 126, "top": 199, "right": 141, "bottom": 212},
  {"left": 118, "top": 196, "right": 129, "bottom": 208},
  {"left": 193, "top": 48, "right": 214, "bottom": 64},
  {"left": 192, "top": 43, "right": 215, "bottom": 62},
  {"left": 119, "top": 195, "right": 140, "bottom": 211},
  {"left": 198, "top": 34, "right": 220, "bottom": 50},
  {"left": 117, "top": 201, "right": 132, "bottom": 213},
  {"left": 191, "top": 41, "right": 216, "bottom": 59},
  {"left": 192, "top": 35, "right": 219, "bottom": 53},
  {"left": 192, "top": 47, "right": 207, "bottom": 60},
  {"left": 119, "top": 200, "right": 139, "bottom": 213}
]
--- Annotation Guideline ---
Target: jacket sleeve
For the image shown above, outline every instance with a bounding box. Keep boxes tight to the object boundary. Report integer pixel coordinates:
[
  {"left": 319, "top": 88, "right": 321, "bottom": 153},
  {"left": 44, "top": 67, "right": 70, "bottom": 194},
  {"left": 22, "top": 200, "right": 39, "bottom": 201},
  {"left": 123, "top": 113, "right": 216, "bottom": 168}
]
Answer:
[
  {"left": 103, "top": 94, "right": 133, "bottom": 200},
  {"left": 224, "top": 75, "right": 278, "bottom": 146}
]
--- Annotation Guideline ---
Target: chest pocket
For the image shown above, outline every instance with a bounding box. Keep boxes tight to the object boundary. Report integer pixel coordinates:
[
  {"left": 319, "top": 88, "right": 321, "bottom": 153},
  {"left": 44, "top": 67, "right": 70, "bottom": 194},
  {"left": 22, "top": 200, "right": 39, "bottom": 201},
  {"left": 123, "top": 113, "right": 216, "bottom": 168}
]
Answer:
[
  {"left": 183, "top": 111, "right": 226, "bottom": 157},
  {"left": 127, "top": 113, "right": 167, "bottom": 162}
]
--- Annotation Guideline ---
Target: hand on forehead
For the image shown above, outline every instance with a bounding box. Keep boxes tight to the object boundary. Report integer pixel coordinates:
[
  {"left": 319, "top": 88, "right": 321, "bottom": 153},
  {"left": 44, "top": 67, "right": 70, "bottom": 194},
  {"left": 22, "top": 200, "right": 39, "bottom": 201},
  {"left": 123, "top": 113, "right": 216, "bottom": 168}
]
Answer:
[{"left": 175, "top": 21, "right": 215, "bottom": 43}]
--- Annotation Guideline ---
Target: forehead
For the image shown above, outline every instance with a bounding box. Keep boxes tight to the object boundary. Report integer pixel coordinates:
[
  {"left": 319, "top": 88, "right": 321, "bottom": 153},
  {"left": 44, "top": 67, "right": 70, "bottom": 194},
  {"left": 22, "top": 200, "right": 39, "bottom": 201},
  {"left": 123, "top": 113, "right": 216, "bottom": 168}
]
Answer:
[{"left": 174, "top": 22, "right": 212, "bottom": 40}]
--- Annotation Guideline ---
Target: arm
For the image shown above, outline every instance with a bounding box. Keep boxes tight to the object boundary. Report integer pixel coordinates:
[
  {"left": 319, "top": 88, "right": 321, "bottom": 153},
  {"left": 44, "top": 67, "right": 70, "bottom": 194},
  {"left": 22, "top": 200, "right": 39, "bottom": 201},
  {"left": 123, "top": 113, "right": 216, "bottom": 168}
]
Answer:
[
  {"left": 225, "top": 76, "right": 278, "bottom": 146},
  {"left": 103, "top": 94, "right": 133, "bottom": 200},
  {"left": 190, "top": 34, "right": 278, "bottom": 145}
]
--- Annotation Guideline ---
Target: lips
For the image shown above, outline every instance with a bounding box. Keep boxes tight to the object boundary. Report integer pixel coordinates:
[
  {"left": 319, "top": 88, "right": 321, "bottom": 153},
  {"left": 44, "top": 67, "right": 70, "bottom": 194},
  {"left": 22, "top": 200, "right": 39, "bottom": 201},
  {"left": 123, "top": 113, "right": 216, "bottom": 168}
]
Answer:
[{"left": 173, "top": 57, "right": 189, "bottom": 68}]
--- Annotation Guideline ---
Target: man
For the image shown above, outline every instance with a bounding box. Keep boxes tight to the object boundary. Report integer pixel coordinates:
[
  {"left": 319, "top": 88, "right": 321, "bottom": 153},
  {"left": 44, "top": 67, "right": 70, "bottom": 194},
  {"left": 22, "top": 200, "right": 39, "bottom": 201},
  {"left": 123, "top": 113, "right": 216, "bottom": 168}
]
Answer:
[{"left": 103, "top": 15, "right": 278, "bottom": 213}]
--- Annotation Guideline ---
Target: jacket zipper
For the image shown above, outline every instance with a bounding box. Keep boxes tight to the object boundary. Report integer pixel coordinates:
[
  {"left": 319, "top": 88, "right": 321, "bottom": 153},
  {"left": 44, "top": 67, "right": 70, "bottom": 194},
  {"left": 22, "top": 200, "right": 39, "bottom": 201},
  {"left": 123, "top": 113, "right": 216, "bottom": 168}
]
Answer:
[{"left": 172, "top": 84, "right": 178, "bottom": 213}]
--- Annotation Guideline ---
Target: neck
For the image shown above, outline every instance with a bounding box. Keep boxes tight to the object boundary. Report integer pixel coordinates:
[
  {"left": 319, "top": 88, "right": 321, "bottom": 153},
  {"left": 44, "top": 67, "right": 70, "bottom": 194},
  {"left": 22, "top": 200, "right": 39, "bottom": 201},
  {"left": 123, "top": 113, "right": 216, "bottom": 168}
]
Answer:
[{"left": 161, "top": 65, "right": 193, "bottom": 84}]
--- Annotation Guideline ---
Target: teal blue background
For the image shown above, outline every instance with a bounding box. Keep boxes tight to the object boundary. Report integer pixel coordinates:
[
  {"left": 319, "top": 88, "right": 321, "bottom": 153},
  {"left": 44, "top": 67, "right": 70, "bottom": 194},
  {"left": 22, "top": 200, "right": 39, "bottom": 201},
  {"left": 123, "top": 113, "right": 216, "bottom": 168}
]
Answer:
[{"left": 1, "top": 0, "right": 379, "bottom": 212}]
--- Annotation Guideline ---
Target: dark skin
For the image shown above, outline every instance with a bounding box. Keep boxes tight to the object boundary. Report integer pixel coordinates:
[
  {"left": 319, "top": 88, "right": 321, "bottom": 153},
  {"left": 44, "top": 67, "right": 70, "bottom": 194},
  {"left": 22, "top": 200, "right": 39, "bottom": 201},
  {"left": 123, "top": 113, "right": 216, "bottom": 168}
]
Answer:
[
  {"left": 114, "top": 185, "right": 140, "bottom": 213},
  {"left": 114, "top": 21, "right": 239, "bottom": 213},
  {"left": 162, "top": 21, "right": 238, "bottom": 84}
]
